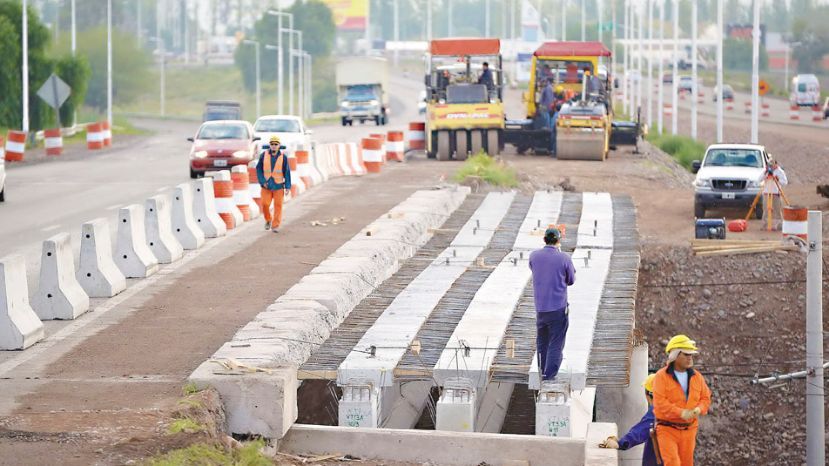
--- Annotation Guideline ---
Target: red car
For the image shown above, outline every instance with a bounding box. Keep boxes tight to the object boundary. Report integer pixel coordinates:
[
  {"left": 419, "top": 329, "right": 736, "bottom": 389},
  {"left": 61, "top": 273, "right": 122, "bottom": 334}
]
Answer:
[{"left": 187, "top": 120, "right": 260, "bottom": 178}]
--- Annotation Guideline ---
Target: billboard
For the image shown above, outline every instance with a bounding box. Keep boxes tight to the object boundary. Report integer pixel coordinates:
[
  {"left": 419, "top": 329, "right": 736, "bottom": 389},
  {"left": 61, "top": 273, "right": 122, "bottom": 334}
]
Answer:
[{"left": 322, "top": 0, "right": 368, "bottom": 31}]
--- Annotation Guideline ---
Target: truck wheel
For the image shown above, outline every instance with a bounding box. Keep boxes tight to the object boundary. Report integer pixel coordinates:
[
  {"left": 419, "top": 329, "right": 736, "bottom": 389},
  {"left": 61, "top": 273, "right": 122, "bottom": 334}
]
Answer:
[
  {"left": 470, "top": 130, "right": 484, "bottom": 156},
  {"left": 486, "top": 130, "right": 499, "bottom": 156},
  {"left": 436, "top": 131, "right": 451, "bottom": 161},
  {"left": 190, "top": 168, "right": 198, "bottom": 179},
  {"left": 455, "top": 130, "right": 469, "bottom": 161},
  {"left": 694, "top": 202, "right": 705, "bottom": 219}
]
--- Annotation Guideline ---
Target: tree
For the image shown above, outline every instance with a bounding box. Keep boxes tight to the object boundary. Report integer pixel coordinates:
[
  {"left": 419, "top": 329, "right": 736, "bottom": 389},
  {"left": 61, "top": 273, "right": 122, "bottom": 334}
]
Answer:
[
  {"left": 790, "top": 8, "right": 829, "bottom": 73},
  {"left": 723, "top": 37, "right": 768, "bottom": 71}
]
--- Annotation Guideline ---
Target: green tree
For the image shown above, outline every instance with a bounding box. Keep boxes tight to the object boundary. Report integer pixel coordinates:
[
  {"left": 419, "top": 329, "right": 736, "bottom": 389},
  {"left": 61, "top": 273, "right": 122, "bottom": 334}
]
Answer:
[
  {"left": 0, "top": 14, "right": 20, "bottom": 127},
  {"left": 790, "top": 8, "right": 829, "bottom": 73}
]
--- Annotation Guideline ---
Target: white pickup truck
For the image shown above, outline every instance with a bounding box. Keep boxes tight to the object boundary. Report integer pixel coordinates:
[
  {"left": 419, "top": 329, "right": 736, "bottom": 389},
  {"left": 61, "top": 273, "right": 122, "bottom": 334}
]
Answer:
[{"left": 692, "top": 143, "right": 770, "bottom": 219}]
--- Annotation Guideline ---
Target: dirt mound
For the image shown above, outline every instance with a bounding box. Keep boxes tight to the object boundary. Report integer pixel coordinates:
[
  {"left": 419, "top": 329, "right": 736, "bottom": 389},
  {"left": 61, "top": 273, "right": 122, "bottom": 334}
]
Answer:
[{"left": 637, "top": 245, "right": 828, "bottom": 464}]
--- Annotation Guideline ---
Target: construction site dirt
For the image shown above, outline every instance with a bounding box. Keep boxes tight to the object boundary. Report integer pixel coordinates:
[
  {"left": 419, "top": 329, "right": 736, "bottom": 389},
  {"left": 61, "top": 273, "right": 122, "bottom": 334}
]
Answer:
[{"left": 1, "top": 111, "right": 828, "bottom": 465}]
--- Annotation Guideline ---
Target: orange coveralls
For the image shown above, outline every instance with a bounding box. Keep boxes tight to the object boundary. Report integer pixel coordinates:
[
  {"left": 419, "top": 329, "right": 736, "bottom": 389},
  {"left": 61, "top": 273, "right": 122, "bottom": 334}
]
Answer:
[{"left": 652, "top": 364, "right": 712, "bottom": 466}]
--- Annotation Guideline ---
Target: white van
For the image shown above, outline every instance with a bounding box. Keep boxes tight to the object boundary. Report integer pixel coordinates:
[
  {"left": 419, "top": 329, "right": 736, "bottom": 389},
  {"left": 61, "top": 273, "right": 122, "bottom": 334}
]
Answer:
[{"left": 790, "top": 74, "right": 820, "bottom": 107}]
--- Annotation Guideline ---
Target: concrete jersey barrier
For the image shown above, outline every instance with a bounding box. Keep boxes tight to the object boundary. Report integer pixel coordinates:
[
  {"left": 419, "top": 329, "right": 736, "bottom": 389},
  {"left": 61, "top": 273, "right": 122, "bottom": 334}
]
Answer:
[
  {"left": 145, "top": 195, "right": 184, "bottom": 264},
  {"left": 32, "top": 232, "right": 90, "bottom": 320},
  {"left": 0, "top": 254, "right": 45, "bottom": 350},
  {"left": 115, "top": 204, "right": 160, "bottom": 278},
  {"left": 77, "top": 218, "right": 127, "bottom": 298},
  {"left": 171, "top": 183, "right": 206, "bottom": 250}
]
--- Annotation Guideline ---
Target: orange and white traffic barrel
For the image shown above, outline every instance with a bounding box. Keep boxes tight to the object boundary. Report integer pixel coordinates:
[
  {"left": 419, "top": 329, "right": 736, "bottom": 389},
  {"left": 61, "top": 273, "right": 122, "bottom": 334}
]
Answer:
[
  {"left": 725, "top": 97, "right": 735, "bottom": 111},
  {"left": 761, "top": 102, "right": 770, "bottom": 118},
  {"left": 87, "top": 123, "right": 104, "bottom": 150},
  {"left": 248, "top": 162, "right": 261, "bottom": 212},
  {"left": 744, "top": 101, "right": 752, "bottom": 114},
  {"left": 369, "top": 133, "right": 387, "bottom": 163},
  {"left": 663, "top": 103, "right": 673, "bottom": 117},
  {"left": 231, "top": 165, "right": 252, "bottom": 222},
  {"left": 407, "top": 122, "right": 426, "bottom": 151},
  {"left": 789, "top": 105, "right": 800, "bottom": 120},
  {"left": 361, "top": 137, "right": 383, "bottom": 174},
  {"left": 812, "top": 105, "right": 822, "bottom": 122},
  {"left": 386, "top": 131, "right": 405, "bottom": 162},
  {"left": 296, "top": 148, "right": 313, "bottom": 189},
  {"left": 782, "top": 206, "right": 808, "bottom": 240},
  {"left": 212, "top": 170, "right": 237, "bottom": 229},
  {"left": 102, "top": 120, "right": 112, "bottom": 147},
  {"left": 697, "top": 90, "right": 705, "bottom": 104},
  {"left": 4, "top": 130, "right": 26, "bottom": 162},
  {"left": 44, "top": 128, "right": 63, "bottom": 156}
]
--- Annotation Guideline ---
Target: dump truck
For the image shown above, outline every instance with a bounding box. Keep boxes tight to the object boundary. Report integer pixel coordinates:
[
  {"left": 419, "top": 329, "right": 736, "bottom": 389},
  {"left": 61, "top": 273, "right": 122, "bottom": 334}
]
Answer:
[
  {"left": 336, "top": 57, "right": 390, "bottom": 126},
  {"left": 503, "top": 41, "right": 639, "bottom": 160},
  {"left": 424, "top": 38, "right": 505, "bottom": 161}
]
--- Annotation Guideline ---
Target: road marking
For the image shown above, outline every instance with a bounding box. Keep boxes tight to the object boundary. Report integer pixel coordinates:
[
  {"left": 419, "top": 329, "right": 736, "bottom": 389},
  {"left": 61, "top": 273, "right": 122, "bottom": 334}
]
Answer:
[{"left": 40, "top": 224, "right": 61, "bottom": 232}]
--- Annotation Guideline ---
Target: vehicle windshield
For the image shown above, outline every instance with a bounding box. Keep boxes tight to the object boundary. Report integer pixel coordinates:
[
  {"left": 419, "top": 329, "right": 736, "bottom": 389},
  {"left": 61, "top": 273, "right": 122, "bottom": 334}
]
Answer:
[
  {"left": 536, "top": 59, "right": 595, "bottom": 86},
  {"left": 255, "top": 119, "right": 301, "bottom": 133},
  {"left": 197, "top": 124, "right": 249, "bottom": 140},
  {"left": 446, "top": 84, "right": 488, "bottom": 104},
  {"left": 797, "top": 83, "right": 807, "bottom": 92},
  {"left": 704, "top": 149, "right": 762, "bottom": 168},
  {"left": 345, "top": 85, "right": 377, "bottom": 101}
]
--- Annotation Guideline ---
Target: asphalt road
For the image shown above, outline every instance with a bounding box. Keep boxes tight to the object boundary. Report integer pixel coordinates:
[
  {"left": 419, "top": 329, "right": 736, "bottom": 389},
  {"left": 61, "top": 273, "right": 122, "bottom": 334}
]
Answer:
[{"left": 0, "top": 73, "right": 420, "bottom": 288}]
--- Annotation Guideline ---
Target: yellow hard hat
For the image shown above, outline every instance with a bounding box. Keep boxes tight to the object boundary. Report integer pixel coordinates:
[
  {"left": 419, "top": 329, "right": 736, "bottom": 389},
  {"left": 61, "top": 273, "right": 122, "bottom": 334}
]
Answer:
[
  {"left": 555, "top": 85, "right": 564, "bottom": 94},
  {"left": 642, "top": 373, "right": 657, "bottom": 393},
  {"left": 665, "top": 334, "right": 699, "bottom": 354},
  {"left": 269, "top": 135, "right": 281, "bottom": 145}
]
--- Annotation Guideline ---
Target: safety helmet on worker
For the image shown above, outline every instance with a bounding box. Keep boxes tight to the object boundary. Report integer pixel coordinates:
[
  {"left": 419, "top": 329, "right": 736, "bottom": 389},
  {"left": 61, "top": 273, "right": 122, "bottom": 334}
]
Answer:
[
  {"left": 269, "top": 135, "right": 281, "bottom": 145},
  {"left": 642, "top": 373, "right": 657, "bottom": 393},
  {"left": 665, "top": 334, "right": 699, "bottom": 354},
  {"left": 555, "top": 85, "right": 565, "bottom": 94}
]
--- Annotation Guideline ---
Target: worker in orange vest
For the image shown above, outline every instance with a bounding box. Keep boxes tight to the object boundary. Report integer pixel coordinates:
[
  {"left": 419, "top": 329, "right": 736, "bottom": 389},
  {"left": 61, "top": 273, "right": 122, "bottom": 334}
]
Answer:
[
  {"left": 256, "top": 135, "right": 292, "bottom": 233},
  {"left": 652, "top": 335, "right": 712, "bottom": 466}
]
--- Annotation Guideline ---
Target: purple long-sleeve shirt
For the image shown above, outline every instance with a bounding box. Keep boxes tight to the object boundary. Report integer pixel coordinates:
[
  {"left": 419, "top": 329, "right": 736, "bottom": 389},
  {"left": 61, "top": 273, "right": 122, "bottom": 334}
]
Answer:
[{"left": 529, "top": 245, "right": 576, "bottom": 312}]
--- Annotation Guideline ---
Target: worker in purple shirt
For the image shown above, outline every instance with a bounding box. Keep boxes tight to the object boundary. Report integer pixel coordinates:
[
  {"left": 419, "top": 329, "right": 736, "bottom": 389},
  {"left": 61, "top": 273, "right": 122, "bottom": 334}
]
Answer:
[{"left": 528, "top": 227, "right": 576, "bottom": 381}]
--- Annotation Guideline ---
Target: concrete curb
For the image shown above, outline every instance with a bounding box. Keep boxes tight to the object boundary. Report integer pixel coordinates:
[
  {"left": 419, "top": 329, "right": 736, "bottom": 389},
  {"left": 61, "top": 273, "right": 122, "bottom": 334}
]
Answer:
[{"left": 189, "top": 186, "right": 470, "bottom": 439}]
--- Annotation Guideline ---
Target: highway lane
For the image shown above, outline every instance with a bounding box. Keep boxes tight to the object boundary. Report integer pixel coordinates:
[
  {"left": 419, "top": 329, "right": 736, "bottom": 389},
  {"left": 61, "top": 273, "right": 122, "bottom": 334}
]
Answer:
[{"left": 0, "top": 73, "right": 421, "bottom": 288}]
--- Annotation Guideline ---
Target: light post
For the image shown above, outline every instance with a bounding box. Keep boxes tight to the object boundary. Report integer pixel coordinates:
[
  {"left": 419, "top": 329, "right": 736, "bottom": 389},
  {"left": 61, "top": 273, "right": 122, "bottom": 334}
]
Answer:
[
  {"left": 22, "top": 0, "right": 29, "bottom": 133},
  {"left": 266, "top": 9, "right": 293, "bottom": 115},
  {"left": 671, "top": 0, "right": 678, "bottom": 135},
  {"left": 107, "top": 0, "right": 113, "bottom": 126},
  {"left": 71, "top": 0, "right": 76, "bottom": 54},
  {"left": 242, "top": 39, "right": 261, "bottom": 118},
  {"left": 561, "top": 0, "right": 567, "bottom": 41},
  {"left": 426, "top": 0, "right": 432, "bottom": 41},
  {"left": 646, "top": 0, "right": 653, "bottom": 130},
  {"left": 485, "top": 0, "right": 490, "bottom": 37},
  {"left": 750, "top": 0, "right": 760, "bottom": 143},
  {"left": 292, "top": 49, "right": 304, "bottom": 119},
  {"left": 283, "top": 28, "right": 303, "bottom": 117},
  {"left": 393, "top": 0, "right": 399, "bottom": 66},
  {"left": 448, "top": 0, "right": 453, "bottom": 36},
  {"left": 265, "top": 44, "right": 283, "bottom": 114},
  {"left": 147, "top": 36, "right": 166, "bottom": 117},
  {"left": 784, "top": 42, "right": 800, "bottom": 95},
  {"left": 581, "top": 0, "right": 586, "bottom": 41},
  {"left": 657, "top": 0, "right": 664, "bottom": 134},
  {"left": 716, "top": 0, "right": 723, "bottom": 142},
  {"left": 306, "top": 53, "right": 313, "bottom": 118},
  {"left": 691, "top": 0, "right": 698, "bottom": 139}
]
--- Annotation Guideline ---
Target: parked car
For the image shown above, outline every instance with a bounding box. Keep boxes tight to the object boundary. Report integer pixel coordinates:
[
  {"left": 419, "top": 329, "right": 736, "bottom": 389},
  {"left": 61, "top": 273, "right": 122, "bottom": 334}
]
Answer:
[
  {"left": 790, "top": 74, "right": 820, "bottom": 107},
  {"left": 203, "top": 100, "right": 242, "bottom": 122},
  {"left": 0, "top": 156, "right": 5, "bottom": 202},
  {"left": 678, "top": 76, "right": 696, "bottom": 93},
  {"left": 692, "top": 144, "right": 770, "bottom": 219},
  {"left": 252, "top": 115, "right": 313, "bottom": 153},
  {"left": 187, "top": 120, "right": 259, "bottom": 179},
  {"left": 713, "top": 84, "right": 734, "bottom": 102}
]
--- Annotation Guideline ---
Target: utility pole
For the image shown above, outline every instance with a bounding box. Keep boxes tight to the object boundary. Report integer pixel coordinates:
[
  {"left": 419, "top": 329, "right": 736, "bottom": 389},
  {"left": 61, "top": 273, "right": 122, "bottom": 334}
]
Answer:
[
  {"left": 691, "top": 0, "right": 697, "bottom": 139},
  {"left": 393, "top": 0, "right": 399, "bottom": 65},
  {"left": 598, "top": 0, "right": 603, "bottom": 43},
  {"left": 750, "top": 0, "right": 760, "bottom": 144},
  {"left": 156, "top": 0, "right": 166, "bottom": 117},
  {"left": 716, "top": 0, "right": 723, "bottom": 142},
  {"left": 267, "top": 10, "right": 291, "bottom": 114},
  {"left": 138, "top": 0, "right": 143, "bottom": 47},
  {"left": 561, "top": 0, "right": 566, "bottom": 41},
  {"left": 671, "top": 0, "right": 678, "bottom": 135},
  {"left": 426, "top": 0, "right": 432, "bottom": 41},
  {"left": 581, "top": 0, "right": 585, "bottom": 41},
  {"left": 448, "top": 0, "right": 453, "bottom": 36},
  {"left": 637, "top": 0, "right": 643, "bottom": 118},
  {"left": 646, "top": 0, "right": 653, "bottom": 130},
  {"left": 242, "top": 39, "right": 261, "bottom": 118},
  {"left": 657, "top": 0, "right": 664, "bottom": 134},
  {"left": 22, "top": 0, "right": 29, "bottom": 133},
  {"left": 71, "top": 0, "right": 76, "bottom": 54},
  {"left": 622, "top": 0, "right": 628, "bottom": 116},
  {"left": 806, "top": 211, "right": 826, "bottom": 466},
  {"left": 485, "top": 0, "right": 490, "bottom": 37},
  {"left": 184, "top": 0, "right": 189, "bottom": 64},
  {"left": 306, "top": 53, "right": 313, "bottom": 118},
  {"left": 107, "top": 0, "right": 113, "bottom": 126}
]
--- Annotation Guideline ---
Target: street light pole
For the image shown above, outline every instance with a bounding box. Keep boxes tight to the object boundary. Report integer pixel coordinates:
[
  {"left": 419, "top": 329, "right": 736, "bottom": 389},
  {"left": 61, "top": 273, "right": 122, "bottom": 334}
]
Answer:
[
  {"left": 716, "top": 0, "right": 723, "bottom": 142},
  {"left": 671, "top": 0, "right": 678, "bottom": 135},
  {"left": 71, "top": 0, "right": 76, "bottom": 54},
  {"left": 266, "top": 10, "right": 293, "bottom": 115},
  {"left": 155, "top": 1, "right": 166, "bottom": 117},
  {"left": 657, "top": 0, "right": 664, "bottom": 134},
  {"left": 806, "top": 211, "right": 826, "bottom": 466},
  {"left": 426, "top": 0, "right": 432, "bottom": 41},
  {"left": 691, "top": 0, "right": 698, "bottom": 140},
  {"left": 393, "top": 0, "right": 399, "bottom": 66},
  {"left": 561, "top": 0, "right": 566, "bottom": 41},
  {"left": 242, "top": 39, "right": 261, "bottom": 118},
  {"left": 305, "top": 52, "right": 313, "bottom": 118},
  {"left": 448, "top": 0, "right": 453, "bottom": 36},
  {"left": 22, "top": 0, "right": 29, "bottom": 133},
  {"left": 581, "top": 0, "right": 585, "bottom": 41},
  {"left": 283, "top": 29, "right": 302, "bottom": 116},
  {"left": 750, "top": 0, "right": 759, "bottom": 143},
  {"left": 485, "top": 0, "right": 490, "bottom": 37},
  {"left": 107, "top": 0, "right": 113, "bottom": 126},
  {"left": 646, "top": 0, "right": 653, "bottom": 130}
]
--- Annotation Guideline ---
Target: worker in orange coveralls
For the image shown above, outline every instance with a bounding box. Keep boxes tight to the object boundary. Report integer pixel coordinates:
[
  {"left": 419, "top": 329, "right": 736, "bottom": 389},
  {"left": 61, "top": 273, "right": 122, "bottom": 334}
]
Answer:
[{"left": 652, "top": 334, "right": 712, "bottom": 466}]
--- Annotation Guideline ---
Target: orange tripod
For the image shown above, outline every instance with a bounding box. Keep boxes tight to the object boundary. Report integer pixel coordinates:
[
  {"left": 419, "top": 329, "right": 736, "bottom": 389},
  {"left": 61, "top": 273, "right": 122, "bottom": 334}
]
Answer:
[{"left": 744, "top": 172, "right": 790, "bottom": 231}]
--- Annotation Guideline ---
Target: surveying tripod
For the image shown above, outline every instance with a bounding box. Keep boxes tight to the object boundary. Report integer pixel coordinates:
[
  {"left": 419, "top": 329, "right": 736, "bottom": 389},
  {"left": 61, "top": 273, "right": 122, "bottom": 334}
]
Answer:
[{"left": 744, "top": 170, "right": 790, "bottom": 231}]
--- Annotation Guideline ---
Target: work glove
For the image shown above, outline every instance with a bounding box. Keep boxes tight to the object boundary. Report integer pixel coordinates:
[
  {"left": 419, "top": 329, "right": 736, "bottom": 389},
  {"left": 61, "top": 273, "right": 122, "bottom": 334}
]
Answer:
[
  {"left": 693, "top": 407, "right": 702, "bottom": 417},
  {"left": 599, "top": 436, "right": 619, "bottom": 449},
  {"left": 680, "top": 408, "right": 700, "bottom": 421}
]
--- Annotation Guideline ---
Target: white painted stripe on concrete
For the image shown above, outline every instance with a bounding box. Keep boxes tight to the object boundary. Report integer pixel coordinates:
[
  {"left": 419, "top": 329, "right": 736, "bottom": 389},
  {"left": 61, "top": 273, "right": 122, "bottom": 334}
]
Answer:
[
  {"left": 576, "top": 193, "right": 613, "bottom": 249},
  {"left": 5, "top": 142, "right": 25, "bottom": 154},
  {"left": 514, "top": 191, "right": 563, "bottom": 251},
  {"left": 433, "top": 191, "right": 563, "bottom": 388},
  {"left": 528, "top": 248, "right": 612, "bottom": 391},
  {"left": 337, "top": 192, "right": 516, "bottom": 388}
]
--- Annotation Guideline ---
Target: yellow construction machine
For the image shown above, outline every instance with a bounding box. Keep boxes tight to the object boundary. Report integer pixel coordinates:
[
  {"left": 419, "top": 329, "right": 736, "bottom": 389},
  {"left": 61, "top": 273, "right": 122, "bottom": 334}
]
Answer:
[
  {"left": 504, "top": 41, "right": 639, "bottom": 160},
  {"left": 424, "top": 38, "right": 505, "bottom": 161}
]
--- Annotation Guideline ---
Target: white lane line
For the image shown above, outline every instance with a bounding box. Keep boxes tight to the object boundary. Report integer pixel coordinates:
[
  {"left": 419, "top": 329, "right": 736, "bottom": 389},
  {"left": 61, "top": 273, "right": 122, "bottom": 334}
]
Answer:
[{"left": 40, "top": 224, "right": 61, "bottom": 232}]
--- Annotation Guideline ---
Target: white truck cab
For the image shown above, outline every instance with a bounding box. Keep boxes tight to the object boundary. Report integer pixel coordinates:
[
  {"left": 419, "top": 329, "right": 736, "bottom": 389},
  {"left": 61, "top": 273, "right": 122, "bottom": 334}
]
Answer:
[{"left": 692, "top": 143, "right": 770, "bottom": 218}]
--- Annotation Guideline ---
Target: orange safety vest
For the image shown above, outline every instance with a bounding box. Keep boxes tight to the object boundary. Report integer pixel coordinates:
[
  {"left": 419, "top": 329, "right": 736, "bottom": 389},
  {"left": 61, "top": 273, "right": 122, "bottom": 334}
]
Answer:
[{"left": 264, "top": 151, "right": 285, "bottom": 184}]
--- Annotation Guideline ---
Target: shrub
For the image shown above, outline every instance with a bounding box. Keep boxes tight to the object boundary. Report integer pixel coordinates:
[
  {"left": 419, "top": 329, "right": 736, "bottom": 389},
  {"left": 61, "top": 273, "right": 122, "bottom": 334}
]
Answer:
[{"left": 454, "top": 153, "right": 518, "bottom": 187}]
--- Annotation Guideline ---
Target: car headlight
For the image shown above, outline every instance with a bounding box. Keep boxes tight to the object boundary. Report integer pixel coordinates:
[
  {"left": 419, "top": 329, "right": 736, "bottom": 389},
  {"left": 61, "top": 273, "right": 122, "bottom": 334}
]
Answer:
[
  {"left": 694, "top": 178, "right": 711, "bottom": 188},
  {"left": 370, "top": 99, "right": 379, "bottom": 106},
  {"left": 341, "top": 101, "right": 349, "bottom": 107},
  {"left": 191, "top": 150, "right": 207, "bottom": 159},
  {"left": 232, "top": 150, "right": 249, "bottom": 159}
]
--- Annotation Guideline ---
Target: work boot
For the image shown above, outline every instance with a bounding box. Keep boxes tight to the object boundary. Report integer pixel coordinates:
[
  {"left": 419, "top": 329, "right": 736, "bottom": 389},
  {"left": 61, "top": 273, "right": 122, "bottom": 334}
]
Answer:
[
  {"left": 264, "top": 221, "right": 270, "bottom": 230},
  {"left": 271, "top": 226, "right": 279, "bottom": 233}
]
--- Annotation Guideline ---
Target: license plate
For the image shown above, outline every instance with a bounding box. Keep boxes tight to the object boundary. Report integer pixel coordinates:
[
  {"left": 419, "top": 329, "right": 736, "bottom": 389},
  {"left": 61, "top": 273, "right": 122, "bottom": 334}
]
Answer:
[
  {"left": 214, "top": 159, "right": 227, "bottom": 167},
  {"left": 722, "top": 192, "right": 735, "bottom": 199}
]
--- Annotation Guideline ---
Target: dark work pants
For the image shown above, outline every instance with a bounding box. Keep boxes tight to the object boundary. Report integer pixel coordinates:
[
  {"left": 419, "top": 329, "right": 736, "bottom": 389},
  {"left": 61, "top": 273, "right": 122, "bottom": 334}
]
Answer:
[{"left": 536, "top": 308, "right": 569, "bottom": 381}]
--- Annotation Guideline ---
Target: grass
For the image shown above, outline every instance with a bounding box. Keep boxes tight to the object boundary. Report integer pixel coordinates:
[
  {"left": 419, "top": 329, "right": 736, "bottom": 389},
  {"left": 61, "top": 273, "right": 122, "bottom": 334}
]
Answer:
[
  {"left": 647, "top": 132, "right": 706, "bottom": 171},
  {"left": 167, "top": 418, "right": 207, "bottom": 435},
  {"left": 454, "top": 152, "right": 518, "bottom": 187},
  {"left": 144, "top": 440, "right": 272, "bottom": 466},
  {"left": 182, "top": 382, "right": 201, "bottom": 396}
]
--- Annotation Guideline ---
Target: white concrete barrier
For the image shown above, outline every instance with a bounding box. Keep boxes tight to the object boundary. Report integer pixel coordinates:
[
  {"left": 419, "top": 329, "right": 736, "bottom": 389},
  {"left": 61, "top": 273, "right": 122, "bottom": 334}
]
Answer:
[
  {"left": 192, "top": 178, "right": 228, "bottom": 238},
  {"left": 145, "top": 195, "right": 184, "bottom": 264},
  {"left": 0, "top": 254, "right": 45, "bottom": 350},
  {"left": 77, "top": 218, "right": 127, "bottom": 298},
  {"left": 309, "top": 146, "right": 328, "bottom": 184},
  {"left": 32, "top": 233, "right": 90, "bottom": 320},
  {"left": 115, "top": 204, "right": 160, "bottom": 278},
  {"left": 171, "top": 183, "right": 206, "bottom": 250}
]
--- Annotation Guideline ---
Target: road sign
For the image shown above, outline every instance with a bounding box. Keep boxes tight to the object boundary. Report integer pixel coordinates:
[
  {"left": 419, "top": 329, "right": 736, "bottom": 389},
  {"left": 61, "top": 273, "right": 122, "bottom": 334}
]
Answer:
[
  {"left": 758, "top": 79, "right": 770, "bottom": 96},
  {"left": 36, "top": 73, "right": 71, "bottom": 110}
]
